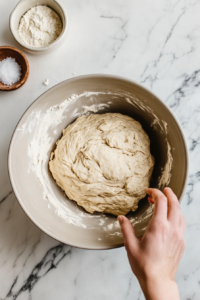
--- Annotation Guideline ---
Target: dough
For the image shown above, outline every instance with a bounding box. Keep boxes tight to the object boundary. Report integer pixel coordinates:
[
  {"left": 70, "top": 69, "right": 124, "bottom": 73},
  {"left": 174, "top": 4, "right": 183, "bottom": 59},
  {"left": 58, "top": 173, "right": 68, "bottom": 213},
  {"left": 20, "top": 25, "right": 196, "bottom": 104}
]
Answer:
[{"left": 49, "top": 113, "right": 155, "bottom": 216}]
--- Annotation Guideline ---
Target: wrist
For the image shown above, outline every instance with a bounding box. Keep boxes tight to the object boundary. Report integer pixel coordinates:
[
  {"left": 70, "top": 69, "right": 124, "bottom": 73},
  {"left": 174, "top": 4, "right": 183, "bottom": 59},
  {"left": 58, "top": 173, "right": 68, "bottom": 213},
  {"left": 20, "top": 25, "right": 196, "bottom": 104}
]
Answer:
[{"left": 138, "top": 276, "right": 179, "bottom": 300}]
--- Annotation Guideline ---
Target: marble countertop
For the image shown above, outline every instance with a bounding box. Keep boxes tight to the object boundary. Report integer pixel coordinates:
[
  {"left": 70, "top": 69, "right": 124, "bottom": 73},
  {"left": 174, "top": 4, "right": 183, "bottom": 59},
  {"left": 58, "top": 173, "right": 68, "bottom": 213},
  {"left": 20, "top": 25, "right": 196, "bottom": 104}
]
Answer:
[{"left": 0, "top": 0, "right": 200, "bottom": 299}]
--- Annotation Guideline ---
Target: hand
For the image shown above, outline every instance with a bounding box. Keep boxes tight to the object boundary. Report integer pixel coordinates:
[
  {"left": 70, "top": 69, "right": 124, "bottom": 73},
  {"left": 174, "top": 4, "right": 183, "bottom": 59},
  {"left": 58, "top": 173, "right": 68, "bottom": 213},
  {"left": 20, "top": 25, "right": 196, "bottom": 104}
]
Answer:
[{"left": 118, "top": 188, "right": 185, "bottom": 300}]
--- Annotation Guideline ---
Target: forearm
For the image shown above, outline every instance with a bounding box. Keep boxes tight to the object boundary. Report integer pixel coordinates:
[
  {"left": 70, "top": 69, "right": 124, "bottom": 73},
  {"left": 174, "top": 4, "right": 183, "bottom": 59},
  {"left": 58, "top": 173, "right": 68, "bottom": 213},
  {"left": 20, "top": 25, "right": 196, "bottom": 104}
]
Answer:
[{"left": 139, "top": 277, "right": 180, "bottom": 300}]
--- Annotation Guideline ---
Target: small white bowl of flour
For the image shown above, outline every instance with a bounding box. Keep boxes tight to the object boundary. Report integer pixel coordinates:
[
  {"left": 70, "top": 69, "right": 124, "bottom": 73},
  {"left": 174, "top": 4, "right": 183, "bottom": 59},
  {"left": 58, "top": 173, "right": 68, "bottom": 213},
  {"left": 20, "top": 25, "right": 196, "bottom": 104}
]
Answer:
[{"left": 10, "top": 0, "right": 67, "bottom": 55}]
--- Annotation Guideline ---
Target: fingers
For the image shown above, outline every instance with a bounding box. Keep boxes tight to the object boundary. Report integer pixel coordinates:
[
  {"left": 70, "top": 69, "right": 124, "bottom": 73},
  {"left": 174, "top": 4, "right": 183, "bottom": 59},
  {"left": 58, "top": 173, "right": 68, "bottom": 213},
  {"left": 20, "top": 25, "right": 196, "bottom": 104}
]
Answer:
[
  {"left": 163, "top": 187, "right": 180, "bottom": 226},
  {"left": 148, "top": 187, "right": 182, "bottom": 227},
  {"left": 118, "top": 215, "right": 139, "bottom": 253},
  {"left": 146, "top": 188, "right": 168, "bottom": 221}
]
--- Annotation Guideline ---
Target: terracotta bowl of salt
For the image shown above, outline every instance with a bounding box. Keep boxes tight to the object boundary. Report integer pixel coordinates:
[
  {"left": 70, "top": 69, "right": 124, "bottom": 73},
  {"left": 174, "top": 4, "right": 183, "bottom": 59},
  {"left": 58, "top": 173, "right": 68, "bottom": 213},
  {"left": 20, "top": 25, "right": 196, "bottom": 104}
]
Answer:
[{"left": 0, "top": 46, "right": 29, "bottom": 91}]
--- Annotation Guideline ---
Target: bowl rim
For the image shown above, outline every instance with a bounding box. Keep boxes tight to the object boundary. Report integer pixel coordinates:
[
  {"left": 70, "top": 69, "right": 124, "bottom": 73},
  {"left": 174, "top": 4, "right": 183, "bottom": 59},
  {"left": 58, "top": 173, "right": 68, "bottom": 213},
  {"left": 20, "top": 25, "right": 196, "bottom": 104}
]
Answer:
[
  {"left": 8, "top": 74, "right": 189, "bottom": 249},
  {"left": 0, "top": 45, "right": 29, "bottom": 91},
  {"left": 9, "top": 0, "right": 68, "bottom": 52}
]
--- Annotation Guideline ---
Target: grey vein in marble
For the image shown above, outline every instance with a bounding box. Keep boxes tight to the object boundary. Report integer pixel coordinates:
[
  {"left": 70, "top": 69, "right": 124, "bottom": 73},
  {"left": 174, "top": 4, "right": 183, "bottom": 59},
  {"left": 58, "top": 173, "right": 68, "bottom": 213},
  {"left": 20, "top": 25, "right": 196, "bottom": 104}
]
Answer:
[{"left": 5, "top": 244, "right": 71, "bottom": 300}]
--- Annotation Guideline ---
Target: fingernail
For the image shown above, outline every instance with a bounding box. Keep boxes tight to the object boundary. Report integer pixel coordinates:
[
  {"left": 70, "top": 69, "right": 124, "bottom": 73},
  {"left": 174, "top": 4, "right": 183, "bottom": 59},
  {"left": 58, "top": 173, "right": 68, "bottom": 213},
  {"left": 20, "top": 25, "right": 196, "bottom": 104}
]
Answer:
[
  {"left": 118, "top": 216, "right": 123, "bottom": 225},
  {"left": 148, "top": 197, "right": 154, "bottom": 204}
]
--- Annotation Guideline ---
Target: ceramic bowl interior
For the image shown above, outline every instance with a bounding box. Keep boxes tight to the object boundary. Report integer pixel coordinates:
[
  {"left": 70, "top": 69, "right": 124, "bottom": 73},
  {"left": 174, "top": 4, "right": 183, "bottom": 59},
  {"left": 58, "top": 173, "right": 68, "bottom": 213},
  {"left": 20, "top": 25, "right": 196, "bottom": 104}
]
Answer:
[
  {"left": 9, "top": 0, "right": 67, "bottom": 55},
  {"left": 8, "top": 75, "right": 188, "bottom": 249},
  {"left": 0, "top": 46, "right": 29, "bottom": 91}
]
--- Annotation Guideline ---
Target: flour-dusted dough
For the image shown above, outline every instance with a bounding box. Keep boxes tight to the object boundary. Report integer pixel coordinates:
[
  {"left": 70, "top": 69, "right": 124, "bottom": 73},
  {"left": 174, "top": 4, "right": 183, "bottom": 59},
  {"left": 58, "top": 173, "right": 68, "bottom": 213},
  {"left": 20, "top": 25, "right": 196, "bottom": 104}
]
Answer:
[{"left": 49, "top": 113, "right": 155, "bottom": 216}]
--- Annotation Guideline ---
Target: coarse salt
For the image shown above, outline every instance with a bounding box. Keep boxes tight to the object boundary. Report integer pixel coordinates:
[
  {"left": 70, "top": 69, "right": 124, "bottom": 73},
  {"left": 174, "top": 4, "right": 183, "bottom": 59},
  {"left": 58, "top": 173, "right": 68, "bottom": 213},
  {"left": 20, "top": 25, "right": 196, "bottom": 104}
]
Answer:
[{"left": 0, "top": 57, "right": 21, "bottom": 85}]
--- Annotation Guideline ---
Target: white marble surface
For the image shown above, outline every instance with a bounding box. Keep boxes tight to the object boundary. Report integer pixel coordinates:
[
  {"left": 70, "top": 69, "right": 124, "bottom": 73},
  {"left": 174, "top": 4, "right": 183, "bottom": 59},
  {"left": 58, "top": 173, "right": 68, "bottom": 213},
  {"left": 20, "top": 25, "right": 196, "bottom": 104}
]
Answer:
[{"left": 0, "top": 0, "right": 200, "bottom": 299}]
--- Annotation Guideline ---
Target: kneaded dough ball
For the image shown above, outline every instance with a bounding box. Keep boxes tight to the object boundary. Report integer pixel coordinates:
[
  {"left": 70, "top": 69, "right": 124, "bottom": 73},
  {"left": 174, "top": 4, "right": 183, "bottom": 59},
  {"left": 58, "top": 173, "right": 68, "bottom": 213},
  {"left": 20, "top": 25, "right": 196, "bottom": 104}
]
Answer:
[{"left": 49, "top": 113, "right": 155, "bottom": 216}]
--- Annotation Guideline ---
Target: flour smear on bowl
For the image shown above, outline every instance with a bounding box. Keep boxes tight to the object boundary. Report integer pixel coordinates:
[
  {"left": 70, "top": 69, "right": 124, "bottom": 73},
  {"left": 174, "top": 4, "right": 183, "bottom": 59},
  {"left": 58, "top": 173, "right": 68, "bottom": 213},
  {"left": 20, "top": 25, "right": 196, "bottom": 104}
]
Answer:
[{"left": 17, "top": 91, "right": 172, "bottom": 234}]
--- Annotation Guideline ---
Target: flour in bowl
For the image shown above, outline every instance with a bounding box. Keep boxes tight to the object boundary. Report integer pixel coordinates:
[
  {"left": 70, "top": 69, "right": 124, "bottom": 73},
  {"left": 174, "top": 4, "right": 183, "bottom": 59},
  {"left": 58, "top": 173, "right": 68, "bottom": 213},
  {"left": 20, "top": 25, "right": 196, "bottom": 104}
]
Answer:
[{"left": 18, "top": 5, "right": 62, "bottom": 47}]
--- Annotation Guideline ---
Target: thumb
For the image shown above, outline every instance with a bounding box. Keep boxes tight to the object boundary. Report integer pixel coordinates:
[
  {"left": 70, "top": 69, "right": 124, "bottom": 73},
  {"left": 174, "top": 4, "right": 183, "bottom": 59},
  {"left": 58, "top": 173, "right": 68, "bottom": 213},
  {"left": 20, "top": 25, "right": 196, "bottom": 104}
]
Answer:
[{"left": 118, "top": 215, "right": 139, "bottom": 253}]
